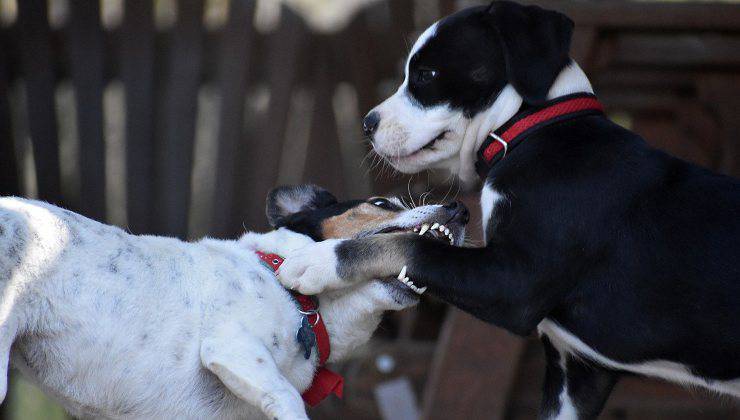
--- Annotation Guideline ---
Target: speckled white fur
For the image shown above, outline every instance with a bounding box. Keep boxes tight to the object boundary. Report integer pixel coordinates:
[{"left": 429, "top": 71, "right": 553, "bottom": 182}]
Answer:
[{"left": 0, "top": 197, "right": 413, "bottom": 419}]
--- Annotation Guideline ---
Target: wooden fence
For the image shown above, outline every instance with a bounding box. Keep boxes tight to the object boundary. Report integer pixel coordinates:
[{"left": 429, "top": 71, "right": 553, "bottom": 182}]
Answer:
[{"left": 1, "top": 1, "right": 740, "bottom": 419}]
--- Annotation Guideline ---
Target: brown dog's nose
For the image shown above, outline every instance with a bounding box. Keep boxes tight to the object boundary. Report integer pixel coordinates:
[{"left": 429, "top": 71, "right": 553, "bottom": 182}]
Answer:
[
  {"left": 444, "top": 201, "right": 470, "bottom": 224},
  {"left": 362, "top": 111, "right": 380, "bottom": 138}
]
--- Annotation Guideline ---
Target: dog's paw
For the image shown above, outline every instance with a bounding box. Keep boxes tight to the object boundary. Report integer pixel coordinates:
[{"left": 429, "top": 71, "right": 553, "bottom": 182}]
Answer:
[{"left": 277, "top": 239, "right": 345, "bottom": 295}]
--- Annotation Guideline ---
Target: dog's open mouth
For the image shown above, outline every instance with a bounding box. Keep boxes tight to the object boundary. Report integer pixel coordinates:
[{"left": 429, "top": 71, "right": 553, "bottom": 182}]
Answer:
[
  {"left": 371, "top": 218, "right": 465, "bottom": 297},
  {"left": 375, "top": 220, "right": 457, "bottom": 245},
  {"left": 385, "top": 130, "right": 450, "bottom": 162}
]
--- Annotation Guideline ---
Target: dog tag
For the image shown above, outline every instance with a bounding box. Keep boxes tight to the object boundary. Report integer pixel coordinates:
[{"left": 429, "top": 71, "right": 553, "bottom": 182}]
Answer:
[{"left": 296, "top": 316, "right": 316, "bottom": 360}]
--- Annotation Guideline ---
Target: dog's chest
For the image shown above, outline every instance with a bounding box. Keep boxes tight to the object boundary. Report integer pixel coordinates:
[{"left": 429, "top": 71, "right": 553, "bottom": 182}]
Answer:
[{"left": 480, "top": 182, "right": 506, "bottom": 242}]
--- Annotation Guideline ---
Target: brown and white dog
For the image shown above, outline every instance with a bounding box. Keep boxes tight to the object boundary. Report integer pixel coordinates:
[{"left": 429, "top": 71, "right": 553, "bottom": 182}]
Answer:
[{"left": 0, "top": 185, "right": 467, "bottom": 419}]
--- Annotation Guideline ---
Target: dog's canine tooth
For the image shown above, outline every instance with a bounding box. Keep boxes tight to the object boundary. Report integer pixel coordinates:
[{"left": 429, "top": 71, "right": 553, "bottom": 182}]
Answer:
[
  {"left": 398, "top": 265, "right": 407, "bottom": 280},
  {"left": 431, "top": 222, "right": 440, "bottom": 230},
  {"left": 419, "top": 224, "right": 430, "bottom": 235}
]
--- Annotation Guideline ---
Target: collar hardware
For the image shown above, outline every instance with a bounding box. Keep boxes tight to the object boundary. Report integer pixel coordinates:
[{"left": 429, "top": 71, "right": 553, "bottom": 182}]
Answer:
[
  {"left": 254, "top": 250, "right": 344, "bottom": 406},
  {"left": 476, "top": 93, "right": 604, "bottom": 179}
]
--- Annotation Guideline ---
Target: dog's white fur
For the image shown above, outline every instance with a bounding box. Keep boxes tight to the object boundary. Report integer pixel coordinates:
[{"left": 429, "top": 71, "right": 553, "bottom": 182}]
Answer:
[{"left": 0, "top": 196, "right": 423, "bottom": 419}]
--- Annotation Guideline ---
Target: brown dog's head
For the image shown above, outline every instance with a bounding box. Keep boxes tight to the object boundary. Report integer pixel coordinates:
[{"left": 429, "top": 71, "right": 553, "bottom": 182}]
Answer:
[{"left": 266, "top": 184, "right": 469, "bottom": 306}]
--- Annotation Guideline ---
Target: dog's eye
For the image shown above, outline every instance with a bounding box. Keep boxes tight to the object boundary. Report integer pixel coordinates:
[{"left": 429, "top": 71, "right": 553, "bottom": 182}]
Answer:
[
  {"left": 369, "top": 198, "right": 395, "bottom": 210},
  {"left": 416, "top": 68, "right": 438, "bottom": 84}
]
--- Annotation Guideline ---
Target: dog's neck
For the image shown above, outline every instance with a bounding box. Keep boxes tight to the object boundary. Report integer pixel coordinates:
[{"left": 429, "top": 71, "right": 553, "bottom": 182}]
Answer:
[
  {"left": 236, "top": 229, "right": 388, "bottom": 363},
  {"left": 314, "top": 287, "right": 386, "bottom": 363},
  {"left": 457, "top": 60, "right": 594, "bottom": 185}
]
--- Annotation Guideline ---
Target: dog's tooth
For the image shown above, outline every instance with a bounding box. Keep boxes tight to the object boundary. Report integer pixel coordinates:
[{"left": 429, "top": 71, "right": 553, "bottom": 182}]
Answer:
[
  {"left": 419, "top": 224, "right": 430, "bottom": 235},
  {"left": 413, "top": 227, "right": 418, "bottom": 232},
  {"left": 444, "top": 227, "right": 450, "bottom": 235},
  {"left": 431, "top": 222, "right": 440, "bottom": 230},
  {"left": 397, "top": 265, "right": 407, "bottom": 280},
  {"left": 417, "top": 286, "right": 427, "bottom": 294},
  {"left": 438, "top": 224, "right": 446, "bottom": 232}
]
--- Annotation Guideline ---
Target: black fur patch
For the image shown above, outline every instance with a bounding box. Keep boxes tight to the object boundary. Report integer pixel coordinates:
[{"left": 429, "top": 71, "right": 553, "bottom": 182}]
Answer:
[{"left": 404, "top": 1, "right": 573, "bottom": 115}]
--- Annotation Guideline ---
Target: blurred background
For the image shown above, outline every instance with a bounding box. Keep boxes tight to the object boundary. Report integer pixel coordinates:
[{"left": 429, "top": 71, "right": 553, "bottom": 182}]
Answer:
[{"left": 1, "top": 0, "right": 739, "bottom": 419}]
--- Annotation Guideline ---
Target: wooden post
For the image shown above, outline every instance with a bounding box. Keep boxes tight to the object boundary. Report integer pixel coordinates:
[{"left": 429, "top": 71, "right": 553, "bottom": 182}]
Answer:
[
  {"left": 422, "top": 309, "right": 526, "bottom": 420},
  {"left": 153, "top": 0, "right": 205, "bottom": 237},
  {"left": 68, "top": 0, "right": 107, "bottom": 221},
  {"left": 121, "top": 0, "right": 156, "bottom": 234}
]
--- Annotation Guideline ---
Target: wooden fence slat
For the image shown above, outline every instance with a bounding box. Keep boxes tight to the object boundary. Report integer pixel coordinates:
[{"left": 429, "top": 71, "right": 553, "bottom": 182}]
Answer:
[
  {"left": 210, "top": 0, "right": 256, "bottom": 238},
  {"left": 153, "top": 0, "right": 205, "bottom": 237},
  {"left": 240, "top": 9, "right": 306, "bottom": 229},
  {"left": 0, "top": 28, "right": 19, "bottom": 197},
  {"left": 17, "top": 0, "right": 62, "bottom": 203},
  {"left": 121, "top": 0, "right": 155, "bottom": 234},
  {"left": 525, "top": 0, "right": 740, "bottom": 31},
  {"left": 68, "top": 0, "right": 106, "bottom": 221},
  {"left": 302, "top": 37, "right": 345, "bottom": 196},
  {"left": 422, "top": 309, "right": 526, "bottom": 420}
]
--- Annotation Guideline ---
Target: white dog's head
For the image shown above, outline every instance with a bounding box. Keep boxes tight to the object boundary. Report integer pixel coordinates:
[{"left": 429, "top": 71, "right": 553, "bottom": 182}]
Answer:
[
  {"left": 266, "top": 184, "right": 469, "bottom": 310},
  {"left": 364, "top": 1, "right": 591, "bottom": 185}
]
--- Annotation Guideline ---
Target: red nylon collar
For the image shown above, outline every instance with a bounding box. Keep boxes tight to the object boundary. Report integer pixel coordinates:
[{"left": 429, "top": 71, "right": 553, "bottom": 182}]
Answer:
[
  {"left": 255, "top": 250, "right": 344, "bottom": 407},
  {"left": 476, "top": 93, "right": 604, "bottom": 179}
]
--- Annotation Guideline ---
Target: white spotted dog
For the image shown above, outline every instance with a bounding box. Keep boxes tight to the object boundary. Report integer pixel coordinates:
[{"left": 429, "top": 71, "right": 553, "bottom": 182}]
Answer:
[
  {"left": 277, "top": 1, "right": 740, "bottom": 419},
  {"left": 0, "top": 184, "right": 467, "bottom": 420}
]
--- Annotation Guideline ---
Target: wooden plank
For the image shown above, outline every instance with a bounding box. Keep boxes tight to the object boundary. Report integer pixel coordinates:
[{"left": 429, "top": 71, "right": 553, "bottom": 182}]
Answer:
[
  {"left": 17, "top": 0, "right": 62, "bottom": 203},
  {"left": 121, "top": 0, "right": 155, "bottom": 234},
  {"left": 153, "top": 0, "right": 205, "bottom": 237},
  {"left": 697, "top": 75, "right": 740, "bottom": 177},
  {"left": 569, "top": 26, "right": 598, "bottom": 71},
  {"left": 210, "top": 0, "right": 256, "bottom": 238},
  {"left": 523, "top": 1, "right": 740, "bottom": 31},
  {"left": 302, "top": 37, "right": 345, "bottom": 196},
  {"left": 68, "top": 0, "right": 106, "bottom": 221},
  {"left": 612, "top": 34, "right": 740, "bottom": 69},
  {"left": 240, "top": 8, "right": 306, "bottom": 230},
  {"left": 0, "top": 27, "right": 19, "bottom": 197},
  {"left": 421, "top": 309, "right": 526, "bottom": 420}
]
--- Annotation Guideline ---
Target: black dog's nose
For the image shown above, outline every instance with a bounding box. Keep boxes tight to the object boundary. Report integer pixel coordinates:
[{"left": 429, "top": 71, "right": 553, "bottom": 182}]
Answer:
[
  {"left": 363, "top": 111, "right": 380, "bottom": 137},
  {"left": 444, "top": 201, "right": 470, "bottom": 224}
]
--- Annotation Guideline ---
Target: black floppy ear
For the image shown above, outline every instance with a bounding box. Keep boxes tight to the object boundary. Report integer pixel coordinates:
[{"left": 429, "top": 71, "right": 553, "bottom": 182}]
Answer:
[
  {"left": 485, "top": 1, "right": 574, "bottom": 105},
  {"left": 266, "top": 184, "right": 337, "bottom": 227}
]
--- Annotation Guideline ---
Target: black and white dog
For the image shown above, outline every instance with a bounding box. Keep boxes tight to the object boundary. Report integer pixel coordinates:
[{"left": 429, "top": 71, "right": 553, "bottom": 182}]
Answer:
[{"left": 278, "top": 1, "right": 740, "bottom": 418}]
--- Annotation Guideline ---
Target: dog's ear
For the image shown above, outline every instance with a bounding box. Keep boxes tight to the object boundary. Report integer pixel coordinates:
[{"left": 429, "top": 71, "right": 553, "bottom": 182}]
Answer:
[
  {"left": 484, "top": 1, "right": 574, "bottom": 105},
  {"left": 266, "top": 185, "right": 337, "bottom": 227}
]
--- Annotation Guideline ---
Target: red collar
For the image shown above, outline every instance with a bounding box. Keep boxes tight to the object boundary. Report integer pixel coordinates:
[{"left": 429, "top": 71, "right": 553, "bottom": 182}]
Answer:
[
  {"left": 475, "top": 93, "right": 604, "bottom": 179},
  {"left": 255, "top": 251, "right": 344, "bottom": 407}
]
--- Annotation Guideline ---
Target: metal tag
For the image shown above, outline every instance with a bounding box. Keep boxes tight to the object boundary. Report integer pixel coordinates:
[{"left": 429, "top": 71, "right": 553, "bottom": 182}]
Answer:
[{"left": 296, "top": 316, "right": 316, "bottom": 360}]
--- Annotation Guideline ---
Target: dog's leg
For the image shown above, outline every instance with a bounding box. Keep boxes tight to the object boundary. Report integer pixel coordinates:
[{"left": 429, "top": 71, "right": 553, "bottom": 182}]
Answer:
[
  {"left": 539, "top": 337, "right": 618, "bottom": 420},
  {"left": 279, "top": 234, "right": 567, "bottom": 334},
  {"left": 201, "top": 323, "right": 308, "bottom": 420},
  {"left": 0, "top": 317, "right": 17, "bottom": 403}
]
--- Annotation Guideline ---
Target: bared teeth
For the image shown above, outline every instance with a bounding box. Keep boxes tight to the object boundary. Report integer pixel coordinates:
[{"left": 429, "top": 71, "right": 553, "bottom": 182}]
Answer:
[
  {"left": 419, "top": 224, "right": 430, "bottom": 236},
  {"left": 438, "top": 224, "right": 446, "bottom": 232},
  {"left": 431, "top": 222, "right": 440, "bottom": 230},
  {"left": 397, "top": 265, "right": 407, "bottom": 280}
]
